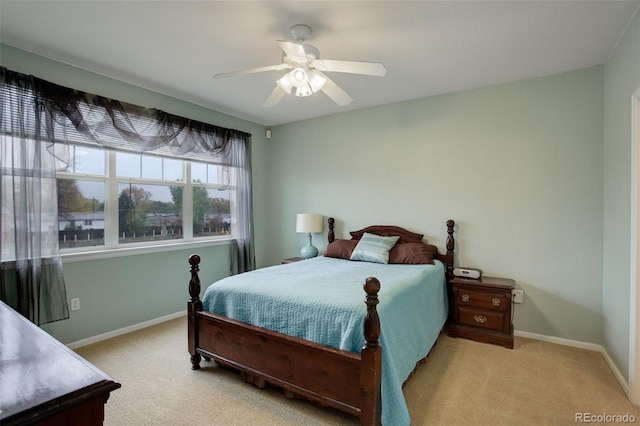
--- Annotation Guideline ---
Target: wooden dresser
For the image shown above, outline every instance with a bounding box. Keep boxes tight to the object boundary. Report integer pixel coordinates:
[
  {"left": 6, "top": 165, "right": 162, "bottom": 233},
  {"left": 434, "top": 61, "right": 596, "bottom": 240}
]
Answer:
[
  {"left": 0, "top": 301, "right": 120, "bottom": 425},
  {"left": 448, "top": 276, "right": 515, "bottom": 349}
]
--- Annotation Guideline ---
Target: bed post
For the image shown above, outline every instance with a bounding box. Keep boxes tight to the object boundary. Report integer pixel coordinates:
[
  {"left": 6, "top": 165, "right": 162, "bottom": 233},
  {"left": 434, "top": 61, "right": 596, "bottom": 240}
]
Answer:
[
  {"left": 445, "top": 219, "right": 455, "bottom": 282},
  {"left": 188, "top": 254, "right": 202, "bottom": 370},
  {"left": 328, "top": 217, "right": 335, "bottom": 244},
  {"left": 360, "top": 277, "right": 382, "bottom": 426}
]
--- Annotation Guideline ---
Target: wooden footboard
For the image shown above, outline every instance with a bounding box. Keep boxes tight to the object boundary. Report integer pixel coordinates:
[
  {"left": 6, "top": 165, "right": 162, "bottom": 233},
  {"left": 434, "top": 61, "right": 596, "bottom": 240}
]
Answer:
[{"left": 187, "top": 255, "right": 382, "bottom": 425}]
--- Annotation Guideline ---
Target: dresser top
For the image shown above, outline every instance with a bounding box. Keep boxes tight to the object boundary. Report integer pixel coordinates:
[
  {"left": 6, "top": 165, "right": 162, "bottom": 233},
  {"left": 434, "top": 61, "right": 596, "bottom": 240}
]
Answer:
[
  {"left": 0, "top": 301, "right": 120, "bottom": 421},
  {"left": 450, "top": 275, "right": 515, "bottom": 289}
]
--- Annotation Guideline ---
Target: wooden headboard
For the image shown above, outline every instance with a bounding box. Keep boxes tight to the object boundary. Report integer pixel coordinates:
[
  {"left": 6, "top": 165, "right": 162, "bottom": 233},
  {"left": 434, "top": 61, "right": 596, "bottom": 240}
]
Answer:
[{"left": 326, "top": 217, "right": 456, "bottom": 280}]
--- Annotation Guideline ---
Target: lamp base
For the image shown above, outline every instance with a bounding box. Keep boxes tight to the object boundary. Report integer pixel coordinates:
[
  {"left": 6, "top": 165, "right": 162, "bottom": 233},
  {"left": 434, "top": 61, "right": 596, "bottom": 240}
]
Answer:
[{"left": 300, "top": 244, "right": 318, "bottom": 259}]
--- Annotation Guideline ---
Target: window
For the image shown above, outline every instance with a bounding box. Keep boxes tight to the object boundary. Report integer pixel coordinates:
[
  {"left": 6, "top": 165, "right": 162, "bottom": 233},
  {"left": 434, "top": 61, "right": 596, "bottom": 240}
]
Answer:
[
  {"left": 56, "top": 145, "right": 104, "bottom": 249},
  {"left": 57, "top": 144, "right": 231, "bottom": 251},
  {"left": 2, "top": 66, "right": 253, "bottom": 273}
]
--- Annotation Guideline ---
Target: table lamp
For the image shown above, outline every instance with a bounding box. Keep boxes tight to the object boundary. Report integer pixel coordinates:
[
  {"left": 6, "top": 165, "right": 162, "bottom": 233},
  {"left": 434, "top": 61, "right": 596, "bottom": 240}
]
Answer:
[{"left": 296, "top": 213, "right": 324, "bottom": 258}]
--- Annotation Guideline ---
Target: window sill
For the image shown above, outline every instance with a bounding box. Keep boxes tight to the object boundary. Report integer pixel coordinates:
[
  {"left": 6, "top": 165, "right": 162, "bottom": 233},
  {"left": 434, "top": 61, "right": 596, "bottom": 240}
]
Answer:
[{"left": 60, "top": 238, "right": 232, "bottom": 264}]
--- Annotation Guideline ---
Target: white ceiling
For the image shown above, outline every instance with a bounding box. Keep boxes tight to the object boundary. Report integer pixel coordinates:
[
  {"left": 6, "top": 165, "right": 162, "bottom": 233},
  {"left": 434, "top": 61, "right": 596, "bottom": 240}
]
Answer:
[{"left": 1, "top": 1, "right": 638, "bottom": 127}]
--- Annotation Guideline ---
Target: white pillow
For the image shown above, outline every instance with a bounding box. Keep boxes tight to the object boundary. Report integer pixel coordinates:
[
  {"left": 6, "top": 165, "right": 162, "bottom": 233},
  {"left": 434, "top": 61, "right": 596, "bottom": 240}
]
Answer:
[{"left": 349, "top": 232, "right": 400, "bottom": 264}]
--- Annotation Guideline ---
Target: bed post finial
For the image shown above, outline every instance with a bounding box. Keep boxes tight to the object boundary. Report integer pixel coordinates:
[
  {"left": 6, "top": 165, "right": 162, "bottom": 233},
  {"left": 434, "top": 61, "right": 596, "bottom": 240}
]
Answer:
[
  {"left": 363, "top": 277, "right": 381, "bottom": 346},
  {"left": 361, "top": 277, "right": 382, "bottom": 425},
  {"left": 188, "top": 254, "right": 201, "bottom": 303},
  {"left": 188, "top": 254, "right": 203, "bottom": 370},
  {"left": 328, "top": 217, "right": 335, "bottom": 244},
  {"left": 446, "top": 220, "right": 455, "bottom": 280}
]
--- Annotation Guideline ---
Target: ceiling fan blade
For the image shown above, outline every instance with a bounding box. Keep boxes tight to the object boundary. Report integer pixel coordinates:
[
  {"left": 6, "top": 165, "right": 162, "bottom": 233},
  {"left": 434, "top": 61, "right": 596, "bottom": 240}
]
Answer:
[
  {"left": 214, "top": 64, "right": 289, "bottom": 79},
  {"left": 277, "top": 40, "right": 308, "bottom": 61},
  {"left": 317, "top": 73, "right": 353, "bottom": 106},
  {"left": 263, "top": 86, "right": 286, "bottom": 108},
  {"left": 311, "top": 59, "right": 387, "bottom": 77}
]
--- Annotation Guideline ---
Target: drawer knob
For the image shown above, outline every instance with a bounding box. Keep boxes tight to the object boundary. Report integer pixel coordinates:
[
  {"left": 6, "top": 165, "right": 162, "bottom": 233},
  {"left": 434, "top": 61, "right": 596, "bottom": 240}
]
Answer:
[
  {"left": 461, "top": 294, "right": 470, "bottom": 302},
  {"left": 492, "top": 298, "right": 501, "bottom": 307},
  {"left": 474, "top": 315, "right": 487, "bottom": 324}
]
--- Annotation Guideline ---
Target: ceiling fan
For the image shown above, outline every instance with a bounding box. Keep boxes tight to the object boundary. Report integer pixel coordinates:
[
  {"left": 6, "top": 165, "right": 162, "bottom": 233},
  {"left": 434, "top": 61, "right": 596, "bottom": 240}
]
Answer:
[{"left": 213, "top": 24, "right": 387, "bottom": 107}]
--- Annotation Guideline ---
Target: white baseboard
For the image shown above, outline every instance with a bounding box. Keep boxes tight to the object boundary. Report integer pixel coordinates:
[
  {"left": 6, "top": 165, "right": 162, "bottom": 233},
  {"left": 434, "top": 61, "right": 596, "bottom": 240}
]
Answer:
[
  {"left": 515, "top": 329, "right": 629, "bottom": 396},
  {"left": 65, "top": 315, "right": 630, "bottom": 398},
  {"left": 67, "top": 310, "right": 186, "bottom": 350}
]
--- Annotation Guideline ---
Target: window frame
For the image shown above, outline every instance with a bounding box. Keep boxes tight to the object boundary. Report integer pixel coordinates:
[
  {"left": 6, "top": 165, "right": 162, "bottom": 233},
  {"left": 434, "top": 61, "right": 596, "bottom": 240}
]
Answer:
[{"left": 58, "top": 148, "right": 233, "bottom": 263}]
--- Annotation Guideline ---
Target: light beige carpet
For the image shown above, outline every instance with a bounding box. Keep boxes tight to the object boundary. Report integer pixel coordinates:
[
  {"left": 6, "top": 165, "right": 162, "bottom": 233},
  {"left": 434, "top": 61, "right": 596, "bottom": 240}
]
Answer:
[{"left": 76, "top": 317, "right": 639, "bottom": 425}]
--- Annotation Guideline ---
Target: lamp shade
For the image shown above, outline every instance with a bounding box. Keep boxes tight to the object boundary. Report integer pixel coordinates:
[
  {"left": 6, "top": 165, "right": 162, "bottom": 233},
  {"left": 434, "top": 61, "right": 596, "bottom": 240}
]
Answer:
[{"left": 296, "top": 213, "right": 323, "bottom": 233}]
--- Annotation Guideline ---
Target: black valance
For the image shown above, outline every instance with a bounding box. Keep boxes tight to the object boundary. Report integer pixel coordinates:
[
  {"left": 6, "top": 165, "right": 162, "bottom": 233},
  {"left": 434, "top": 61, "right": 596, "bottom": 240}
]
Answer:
[{"left": 1, "top": 66, "right": 251, "bottom": 165}]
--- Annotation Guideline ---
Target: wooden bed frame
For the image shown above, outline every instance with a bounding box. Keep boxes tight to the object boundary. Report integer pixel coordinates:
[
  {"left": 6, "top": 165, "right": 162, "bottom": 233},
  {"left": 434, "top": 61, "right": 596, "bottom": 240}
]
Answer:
[{"left": 187, "top": 218, "right": 455, "bottom": 426}]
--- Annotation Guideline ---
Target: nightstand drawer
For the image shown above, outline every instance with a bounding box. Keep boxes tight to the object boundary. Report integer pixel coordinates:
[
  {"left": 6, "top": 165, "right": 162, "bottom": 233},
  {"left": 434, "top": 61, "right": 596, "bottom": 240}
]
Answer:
[
  {"left": 448, "top": 275, "right": 515, "bottom": 349},
  {"left": 454, "top": 288, "right": 509, "bottom": 312},
  {"left": 457, "top": 307, "right": 506, "bottom": 330}
]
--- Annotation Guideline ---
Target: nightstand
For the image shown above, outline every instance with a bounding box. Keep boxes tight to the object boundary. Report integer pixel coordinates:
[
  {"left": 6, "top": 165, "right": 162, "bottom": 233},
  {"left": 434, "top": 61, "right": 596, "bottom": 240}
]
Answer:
[
  {"left": 448, "top": 276, "right": 515, "bottom": 349},
  {"left": 281, "top": 257, "right": 304, "bottom": 264}
]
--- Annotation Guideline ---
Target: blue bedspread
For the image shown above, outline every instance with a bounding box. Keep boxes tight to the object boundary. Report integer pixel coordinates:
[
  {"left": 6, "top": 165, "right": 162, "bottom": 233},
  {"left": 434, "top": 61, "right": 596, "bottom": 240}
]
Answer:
[{"left": 201, "top": 256, "right": 448, "bottom": 425}]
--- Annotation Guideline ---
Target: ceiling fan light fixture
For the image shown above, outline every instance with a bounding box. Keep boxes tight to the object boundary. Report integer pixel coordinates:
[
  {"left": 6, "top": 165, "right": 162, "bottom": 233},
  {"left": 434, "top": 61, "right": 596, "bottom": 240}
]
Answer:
[
  {"left": 276, "top": 68, "right": 325, "bottom": 98},
  {"left": 290, "top": 67, "right": 309, "bottom": 87},
  {"left": 276, "top": 74, "right": 293, "bottom": 94},
  {"left": 295, "top": 85, "right": 313, "bottom": 97}
]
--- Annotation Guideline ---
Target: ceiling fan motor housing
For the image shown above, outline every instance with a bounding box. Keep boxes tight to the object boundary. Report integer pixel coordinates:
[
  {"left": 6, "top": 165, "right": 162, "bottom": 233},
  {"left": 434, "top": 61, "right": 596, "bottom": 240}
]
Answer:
[{"left": 289, "top": 24, "right": 312, "bottom": 42}]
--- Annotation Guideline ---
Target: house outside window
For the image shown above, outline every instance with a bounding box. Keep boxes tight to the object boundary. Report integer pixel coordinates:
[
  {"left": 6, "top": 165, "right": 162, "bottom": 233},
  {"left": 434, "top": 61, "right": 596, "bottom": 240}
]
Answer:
[{"left": 57, "top": 144, "right": 231, "bottom": 251}]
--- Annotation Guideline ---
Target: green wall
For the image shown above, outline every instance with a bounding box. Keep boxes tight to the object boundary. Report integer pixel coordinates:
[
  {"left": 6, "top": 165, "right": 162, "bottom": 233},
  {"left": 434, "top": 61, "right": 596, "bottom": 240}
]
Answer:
[
  {"left": 42, "top": 245, "right": 230, "bottom": 343},
  {"left": 269, "top": 66, "right": 605, "bottom": 345},
  {"left": 603, "top": 10, "right": 640, "bottom": 380}
]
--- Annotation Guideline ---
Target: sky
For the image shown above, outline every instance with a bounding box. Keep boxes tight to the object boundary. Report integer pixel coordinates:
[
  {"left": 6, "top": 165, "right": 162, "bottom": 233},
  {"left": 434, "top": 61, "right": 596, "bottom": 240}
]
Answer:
[{"left": 67, "top": 146, "right": 228, "bottom": 204}]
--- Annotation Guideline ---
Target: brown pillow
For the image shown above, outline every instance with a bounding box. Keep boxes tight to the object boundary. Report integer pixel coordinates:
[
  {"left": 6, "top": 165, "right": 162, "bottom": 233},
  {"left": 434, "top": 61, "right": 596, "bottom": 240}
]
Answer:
[
  {"left": 388, "top": 242, "right": 437, "bottom": 265},
  {"left": 324, "top": 239, "right": 358, "bottom": 260}
]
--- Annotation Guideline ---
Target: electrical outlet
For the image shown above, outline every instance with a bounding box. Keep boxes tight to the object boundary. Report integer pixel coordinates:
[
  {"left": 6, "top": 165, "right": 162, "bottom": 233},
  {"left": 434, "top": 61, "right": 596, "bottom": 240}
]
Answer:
[
  {"left": 70, "top": 298, "right": 80, "bottom": 311},
  {"left": 512, "top": 289, "right": 524, "bottom": 304}
]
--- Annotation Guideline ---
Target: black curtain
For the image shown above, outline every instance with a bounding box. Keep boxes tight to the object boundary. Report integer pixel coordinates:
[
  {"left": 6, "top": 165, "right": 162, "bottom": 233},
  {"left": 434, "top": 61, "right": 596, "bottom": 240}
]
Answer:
[{"left": 1, "top": 67, "right": 255, "bottom": 323}]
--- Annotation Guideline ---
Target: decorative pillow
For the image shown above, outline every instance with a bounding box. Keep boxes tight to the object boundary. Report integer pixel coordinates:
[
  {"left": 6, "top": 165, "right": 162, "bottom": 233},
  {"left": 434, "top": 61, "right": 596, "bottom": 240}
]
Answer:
[
  {"left": 324, "top": 239, "right": 358, "bottom": 260},
  {"left": 388, "top": 242, "right": 437, "bottom": 265},
  {"left": 349, "top": 232, "right": 400, "bottom": 264}
]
